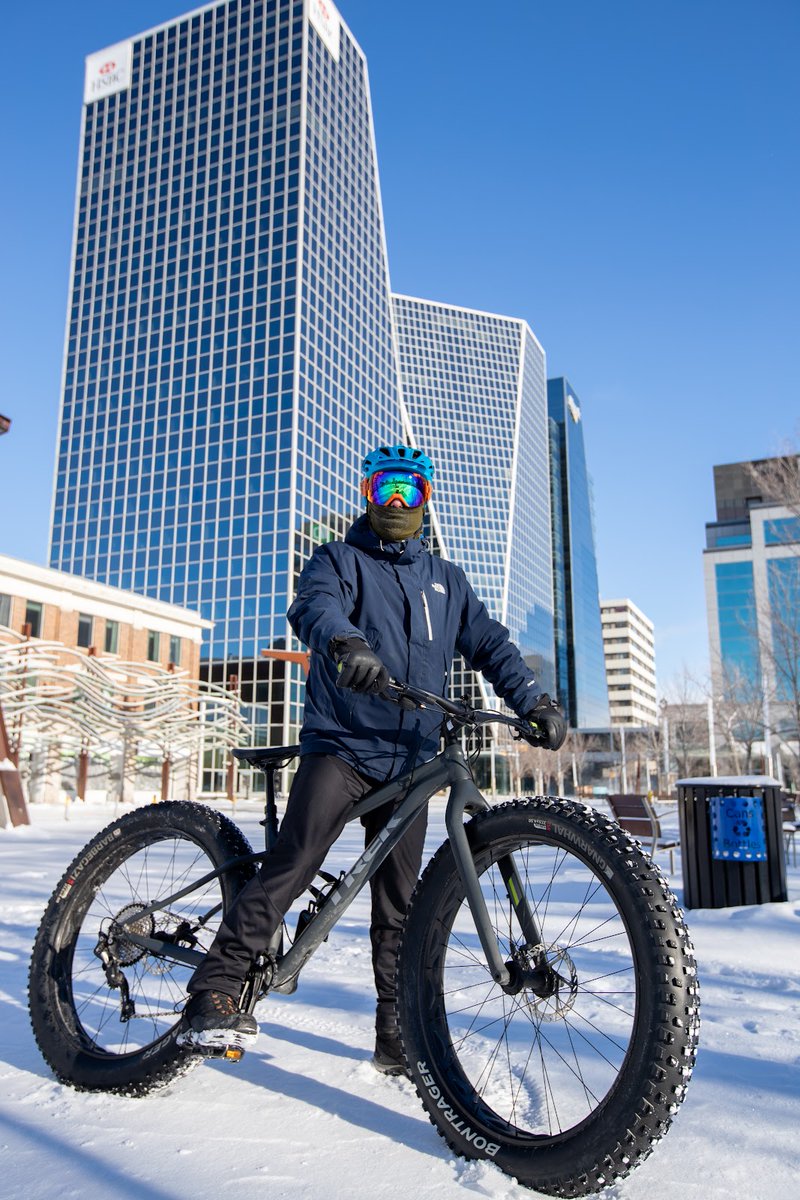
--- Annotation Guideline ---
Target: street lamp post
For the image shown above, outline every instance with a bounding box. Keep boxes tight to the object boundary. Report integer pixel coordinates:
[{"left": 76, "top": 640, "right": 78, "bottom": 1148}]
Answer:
[
  {"left": 707, "top": 696, "right": 718, "bottom": 776},
  {"left": 762, "top": 672, "right": 773, "bottom": 778}
]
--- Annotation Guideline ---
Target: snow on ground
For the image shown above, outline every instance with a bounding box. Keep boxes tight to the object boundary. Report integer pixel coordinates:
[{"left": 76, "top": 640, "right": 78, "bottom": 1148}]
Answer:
[{"left": 1, "top": 797, "right": 799, "bottom": 1200}]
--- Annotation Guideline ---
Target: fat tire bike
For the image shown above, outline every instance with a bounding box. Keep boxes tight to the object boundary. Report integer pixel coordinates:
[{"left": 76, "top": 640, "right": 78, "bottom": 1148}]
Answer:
[{"left": 29, "top": 682, "right": 699, "bottom": 1197}]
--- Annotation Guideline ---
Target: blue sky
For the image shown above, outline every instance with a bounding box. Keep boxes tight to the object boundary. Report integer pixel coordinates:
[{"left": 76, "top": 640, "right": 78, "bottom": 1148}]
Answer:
[{"left": 0, "top": 0, "right": 798, "bottom": 690}]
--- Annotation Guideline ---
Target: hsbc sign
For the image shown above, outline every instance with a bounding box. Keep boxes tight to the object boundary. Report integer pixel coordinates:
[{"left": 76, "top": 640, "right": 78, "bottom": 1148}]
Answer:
[
  {"left": 308, "top": 0, "right": 341, "bottom": 61},
  {"left": 84, "top": 41, "right": 133, "bottom": 105}
]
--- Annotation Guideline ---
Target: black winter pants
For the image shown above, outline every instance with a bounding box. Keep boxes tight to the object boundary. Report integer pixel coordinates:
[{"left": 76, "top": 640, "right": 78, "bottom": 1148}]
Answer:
[{"left": 188, "top": 753, "right": 428, "bottom": 1035}]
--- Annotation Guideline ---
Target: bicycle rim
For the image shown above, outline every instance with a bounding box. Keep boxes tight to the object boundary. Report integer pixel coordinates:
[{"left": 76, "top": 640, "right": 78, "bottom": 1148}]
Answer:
[
  {"left": 438, "top": 833, "right": 640, "bottom": 1139},
  {"left": 65, "top": 832, "right": 226, "bottom": 1055}
]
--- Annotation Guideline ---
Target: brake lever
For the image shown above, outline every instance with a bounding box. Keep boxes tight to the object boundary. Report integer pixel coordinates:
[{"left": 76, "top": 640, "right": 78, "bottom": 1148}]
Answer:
[
  {"left": 513, "top": 719, "right": 547, "bottom": 746},
  {"left": 381, "top": 679, "right": 426, "bottom": 711}
]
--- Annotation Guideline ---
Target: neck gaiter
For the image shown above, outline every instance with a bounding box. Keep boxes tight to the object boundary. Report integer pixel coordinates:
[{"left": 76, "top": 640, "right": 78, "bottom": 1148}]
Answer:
[{"left": 367, "top": 501, "right": 424, "bottom": 542}]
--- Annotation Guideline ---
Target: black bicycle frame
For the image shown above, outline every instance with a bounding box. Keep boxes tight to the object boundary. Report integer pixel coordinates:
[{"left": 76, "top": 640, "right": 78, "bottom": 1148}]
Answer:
[{"left": 118, "top": 738, "right": 542, "bottom": 991}]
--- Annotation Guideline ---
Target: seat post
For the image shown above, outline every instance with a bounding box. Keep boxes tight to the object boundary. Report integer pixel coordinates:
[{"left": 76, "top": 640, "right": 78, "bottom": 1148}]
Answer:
[
  {"left": 264, "top": 767, "right": 280, "bottom": 851},
  {"left": 232, "top": 742, "right": 298, "bottom": 851}
]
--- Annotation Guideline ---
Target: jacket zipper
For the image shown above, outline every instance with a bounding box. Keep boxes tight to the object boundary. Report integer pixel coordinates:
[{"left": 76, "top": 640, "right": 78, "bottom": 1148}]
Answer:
[{"left": 420, "top": 590, "right": 433, "bottom": 641}]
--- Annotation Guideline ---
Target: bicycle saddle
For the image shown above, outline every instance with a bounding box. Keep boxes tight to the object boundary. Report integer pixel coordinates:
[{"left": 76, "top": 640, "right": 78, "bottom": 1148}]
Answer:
[{"left": 232, "top": 745, "right": 302, "bottom": 768}]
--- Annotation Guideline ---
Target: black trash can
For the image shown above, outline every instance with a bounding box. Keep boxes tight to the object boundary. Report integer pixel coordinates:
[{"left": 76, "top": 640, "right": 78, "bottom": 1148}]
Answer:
[{"left": 677, "top": 776, "right": 788, "bottom": 909}]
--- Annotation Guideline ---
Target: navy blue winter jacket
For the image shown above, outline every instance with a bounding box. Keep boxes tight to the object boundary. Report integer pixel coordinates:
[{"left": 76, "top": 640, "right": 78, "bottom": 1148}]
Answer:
[{"left": 287, "top": 515, "right": 543, "bottom": 780}]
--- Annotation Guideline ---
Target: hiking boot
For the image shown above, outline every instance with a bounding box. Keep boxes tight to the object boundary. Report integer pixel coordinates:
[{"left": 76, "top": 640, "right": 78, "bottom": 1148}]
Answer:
[
  {"left": 371, "top": 1029, "right": 408, "bottom": 1078},
  {"left": 177, "top": 990, "right": 258, "bottom": 1056}
]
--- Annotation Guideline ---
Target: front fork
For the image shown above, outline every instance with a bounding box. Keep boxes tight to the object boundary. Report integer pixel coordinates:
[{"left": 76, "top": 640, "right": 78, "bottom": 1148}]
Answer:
[{"left": 444, "top": 753, "right": 543, "bottom": 992}]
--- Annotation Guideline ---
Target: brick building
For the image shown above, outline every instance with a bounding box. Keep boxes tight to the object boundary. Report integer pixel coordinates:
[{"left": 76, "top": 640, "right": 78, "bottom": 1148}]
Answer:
[{"left": 0, "top": 554, "right": 211, "bottom": 674}]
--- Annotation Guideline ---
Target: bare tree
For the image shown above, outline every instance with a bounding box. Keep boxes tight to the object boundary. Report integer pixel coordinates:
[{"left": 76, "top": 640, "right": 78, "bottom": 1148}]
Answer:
[
  {"left": 623, "top": 724, "right": 662, "bottom": 793},
  {"left": 758, "top": 565, "right": 800, "bottom": 787},
  {"left": 743, "top": 450, "right": 800, "bottom": 784},
  {"left": 662, "top": 668, "right": 709, "bottom": 780},
  {"left": 748, "top": 451, "right": 800, "bottom": 517},
  {"left": 704, "top": 449, "right": 800, "bottom": 785},
  {"left": 712, "top": 660, "right": 766, "bottom": 775},
  {"left": 516, "top": 740, "right": 547, "bottom": 795},
  {"left": 565, "top": 730, "right": 604, "bottom": 796}
]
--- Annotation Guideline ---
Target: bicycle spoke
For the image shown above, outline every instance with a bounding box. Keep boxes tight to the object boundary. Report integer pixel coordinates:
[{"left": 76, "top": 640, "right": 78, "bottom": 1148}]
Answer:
[
  {"left": 69, "top": 833, "right": 224, "bottom": 1054},
  {"left": 439, "top": 831, "right": 638, "bottom": 1138}
]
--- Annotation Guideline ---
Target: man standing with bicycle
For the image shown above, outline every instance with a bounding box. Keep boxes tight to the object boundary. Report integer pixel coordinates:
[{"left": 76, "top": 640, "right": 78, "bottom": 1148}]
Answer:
[{"left": 182, "top": 443, "right": 567, "bottom": 1074}]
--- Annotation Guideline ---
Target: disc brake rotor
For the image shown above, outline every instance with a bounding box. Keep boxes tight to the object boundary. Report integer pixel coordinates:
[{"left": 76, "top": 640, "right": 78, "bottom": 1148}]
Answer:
[{"left": 523, "top": 945, "right": 579, "bottom": 1023}]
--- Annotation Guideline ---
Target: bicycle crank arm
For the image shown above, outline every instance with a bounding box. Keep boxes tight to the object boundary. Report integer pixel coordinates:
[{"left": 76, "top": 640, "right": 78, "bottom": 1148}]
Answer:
[{"left": 116, "top": 932, "right": 204, "bottom": 969}]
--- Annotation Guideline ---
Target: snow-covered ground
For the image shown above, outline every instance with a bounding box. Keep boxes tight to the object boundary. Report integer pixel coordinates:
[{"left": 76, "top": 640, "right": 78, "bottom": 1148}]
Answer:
[{"left": 1, "top": 798, "right": 799, "bottom": 1200}]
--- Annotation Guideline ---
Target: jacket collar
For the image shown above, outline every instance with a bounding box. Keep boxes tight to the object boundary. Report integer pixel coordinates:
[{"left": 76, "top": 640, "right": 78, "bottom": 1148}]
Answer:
[{"left": 345, "top": 514, "right": 430, "bottom": 564}]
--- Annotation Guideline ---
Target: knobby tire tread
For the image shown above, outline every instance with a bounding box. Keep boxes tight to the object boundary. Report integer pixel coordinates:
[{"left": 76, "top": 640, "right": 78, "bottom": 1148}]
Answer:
[
  {"left": 29, "top": 801, "right": 254, "bottom": 1096},
  {"left": 397, "top": 796, "right": 700, "bottom": 1197}
]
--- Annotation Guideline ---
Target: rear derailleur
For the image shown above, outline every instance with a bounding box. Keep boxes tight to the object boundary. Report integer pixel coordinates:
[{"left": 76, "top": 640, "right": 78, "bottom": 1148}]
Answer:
[{"left": 94, "top": 932, "right": 135, "bottom": 1022}]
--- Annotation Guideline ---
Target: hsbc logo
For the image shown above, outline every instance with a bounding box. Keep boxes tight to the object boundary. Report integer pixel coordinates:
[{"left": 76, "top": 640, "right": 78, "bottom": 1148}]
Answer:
[
  {"left": 84, "top": 41, "right": 132, "bottom": 105},
  {"left": 87, "top": 66, "right": 125, "bottom": 98},
  {"left": 308, "top": 0, "right": 341, "bottom": 61}
]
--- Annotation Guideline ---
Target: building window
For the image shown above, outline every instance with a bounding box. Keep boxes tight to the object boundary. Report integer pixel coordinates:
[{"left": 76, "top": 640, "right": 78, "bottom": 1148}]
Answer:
[
  {"left": 77, "top": 613, "right": 93, "bottom": 649},
  {"left": 105, "top": 619, "right": 119, "bottom": 654},
  {"left": 25, "top": 601, "right": 43, "bottom": 638},
  {"left": 765, "top": 517, "right": 800, "bottom": 546},
  {"left": 715, "top": 560, "right": 759, "bottom": 683},
  {"left": 147, "top": 630, "right": 160, "bottom": 662},
  {"left": 0, "top": 593, "right": 10, "bottom": 627},
  {"left": 169, "top": 634, "right": 182, "bottom": 666}
]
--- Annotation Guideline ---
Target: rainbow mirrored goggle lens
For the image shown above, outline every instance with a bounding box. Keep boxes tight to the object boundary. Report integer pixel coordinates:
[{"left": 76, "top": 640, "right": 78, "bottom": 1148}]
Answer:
[{"left": 362, "top": 470, "right": 431, "bottom": 508}]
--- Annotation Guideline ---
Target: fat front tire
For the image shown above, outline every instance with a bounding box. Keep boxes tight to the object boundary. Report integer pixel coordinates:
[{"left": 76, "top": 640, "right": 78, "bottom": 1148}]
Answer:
[
  {"left": 29, "top": 802, "right": 255, "bottom": 1095},
  {"left": 398, "top": 796, "right": 700, "bottom": 1197}
]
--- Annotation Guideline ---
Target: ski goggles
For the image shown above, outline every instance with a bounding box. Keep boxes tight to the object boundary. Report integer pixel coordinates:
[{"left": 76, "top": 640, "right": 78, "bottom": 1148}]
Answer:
[{"left": 361, "top": 470, "right": 432, "bottom": 508}]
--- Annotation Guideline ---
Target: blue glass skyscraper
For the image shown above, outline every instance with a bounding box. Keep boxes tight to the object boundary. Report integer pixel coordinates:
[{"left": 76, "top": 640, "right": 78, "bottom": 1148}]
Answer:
[
  {"left": 393, "top": 295, "right": 556, "bottom": 699},
  {"left": 704, "top": 456, "right": 800, "bottom": 782},
  {"left": 49, "top": 0, "right": 402, "bottom": 745},
  {"left": 547, "top": 378, "right": 609, "bottom": 729},
  {"left": 705, "top": 457, "right": 800, "bottom": 693}
]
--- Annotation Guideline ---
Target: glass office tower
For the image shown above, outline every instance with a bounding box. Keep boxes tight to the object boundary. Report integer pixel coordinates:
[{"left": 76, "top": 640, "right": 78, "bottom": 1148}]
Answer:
[
  {"left": 547, "top": 378, "right": 609, "bottom": 728},
  {"left": 393, "top": 295, "right": 556, "bottom": 699},
  {"left": 705, "top": 457, "right": 800, "bottom": 693},
  {"left": 50, "top": 0, "right": 402, "bottom": 746},
  {"left": 703, "top": 456, "right": 800, "bottom": 782}
]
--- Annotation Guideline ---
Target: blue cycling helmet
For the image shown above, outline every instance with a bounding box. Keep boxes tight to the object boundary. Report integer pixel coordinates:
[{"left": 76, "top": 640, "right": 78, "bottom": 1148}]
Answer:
[{"left": 361, "top": 443, "right": 435, "bottom": 483}]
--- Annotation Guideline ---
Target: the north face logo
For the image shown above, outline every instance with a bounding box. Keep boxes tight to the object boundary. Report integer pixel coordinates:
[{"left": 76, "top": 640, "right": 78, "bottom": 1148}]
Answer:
[{"left": 432, "top": 582, "right": 446, "bottom": 594}]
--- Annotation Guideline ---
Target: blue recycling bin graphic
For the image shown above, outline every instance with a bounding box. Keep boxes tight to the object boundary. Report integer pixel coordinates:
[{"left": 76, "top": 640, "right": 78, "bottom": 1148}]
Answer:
[
  {"left": 678, "top": 777, "right": 787, "bottom": 906},
  {"left": 710, "top": 795, "right": 768, "bottom": 861}
]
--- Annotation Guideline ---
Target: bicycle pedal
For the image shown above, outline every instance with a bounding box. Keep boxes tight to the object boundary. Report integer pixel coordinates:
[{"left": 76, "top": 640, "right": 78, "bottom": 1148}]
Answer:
[
  {"left": 208, "top": 1044, "right": 246, "bottom": 1062},
  {"left": 178, "top": 1037, "right": 249, "bottom": 1062},
  {"left": 176, "top": 1024, "right": 258, "bottom": 1059}
]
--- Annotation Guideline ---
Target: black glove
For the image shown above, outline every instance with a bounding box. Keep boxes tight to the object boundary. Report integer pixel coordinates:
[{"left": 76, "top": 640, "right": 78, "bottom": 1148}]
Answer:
[
  {"left": 329, "top": 636, "right": 390, "bottom": 694},
  {"left": 522, "top": 694, "right": 567, "bottom": 751}
]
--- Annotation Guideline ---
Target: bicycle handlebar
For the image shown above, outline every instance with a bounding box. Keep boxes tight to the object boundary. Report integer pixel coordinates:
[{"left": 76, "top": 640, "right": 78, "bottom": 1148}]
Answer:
[{"left": 381, "top": 679, "right": 547, "bottom": 746}]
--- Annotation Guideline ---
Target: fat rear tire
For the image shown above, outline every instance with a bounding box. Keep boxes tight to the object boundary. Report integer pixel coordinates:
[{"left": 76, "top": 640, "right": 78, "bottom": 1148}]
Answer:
[{"left": 29, "top": 802, "right": 254, "bottom": 1095}]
